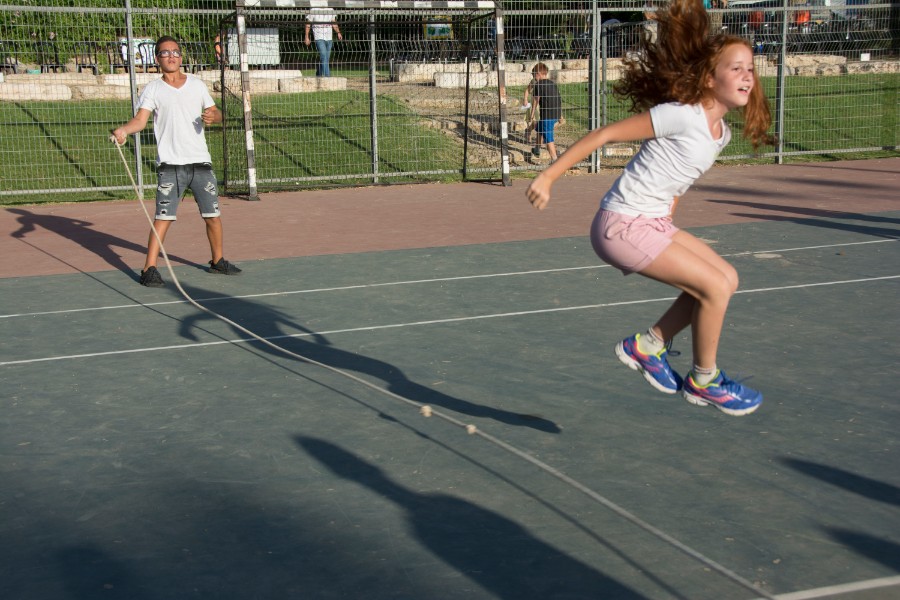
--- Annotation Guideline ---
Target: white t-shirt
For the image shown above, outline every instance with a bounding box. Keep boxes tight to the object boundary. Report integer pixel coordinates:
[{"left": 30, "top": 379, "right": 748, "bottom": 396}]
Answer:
[
  {"left": 138, "top": 75, "right": 215, "bottom": 165},
  {"left": 601, "top": 102, "right": 731, "bottom": 218},
  {"left": 307, "top": 8, "right": 337, "bottom": 41}
]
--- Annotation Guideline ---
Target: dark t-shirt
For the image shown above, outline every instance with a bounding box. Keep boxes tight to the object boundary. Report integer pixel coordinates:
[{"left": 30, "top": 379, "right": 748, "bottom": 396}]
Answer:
[{"left": 533, "top": 79, "right": 561, "bottom": 121}]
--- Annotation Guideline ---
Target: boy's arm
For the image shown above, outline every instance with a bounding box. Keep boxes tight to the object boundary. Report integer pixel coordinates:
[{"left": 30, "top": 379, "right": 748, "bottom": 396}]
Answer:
[
  {"left": 112, "top": 108, "right": 151, "bottom": 145},
  {"left": 202, "top": 105, "right": 222, "bottom": 125}
]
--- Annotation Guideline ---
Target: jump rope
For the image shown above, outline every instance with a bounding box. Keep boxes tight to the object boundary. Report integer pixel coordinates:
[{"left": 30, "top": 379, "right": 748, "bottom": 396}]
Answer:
[{"left": 111, "top": 137, "right": 778, "bottom": 600}]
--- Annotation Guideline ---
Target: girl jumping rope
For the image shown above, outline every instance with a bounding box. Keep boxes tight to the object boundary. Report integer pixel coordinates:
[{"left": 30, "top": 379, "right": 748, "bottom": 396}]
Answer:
[{"left": 526, "top": 0, "right": 773, "bottom": 416}]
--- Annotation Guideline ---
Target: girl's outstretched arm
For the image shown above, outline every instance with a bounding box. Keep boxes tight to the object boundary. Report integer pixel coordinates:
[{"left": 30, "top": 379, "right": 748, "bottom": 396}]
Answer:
[{"left": 526, "top": 111, "right": 654, "bottom": 210}]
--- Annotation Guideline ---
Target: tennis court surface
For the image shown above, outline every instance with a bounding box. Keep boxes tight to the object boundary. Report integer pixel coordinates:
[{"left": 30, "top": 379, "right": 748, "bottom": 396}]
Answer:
[{"left": 2, "top": 158, "right": 898, "bottom": 599}]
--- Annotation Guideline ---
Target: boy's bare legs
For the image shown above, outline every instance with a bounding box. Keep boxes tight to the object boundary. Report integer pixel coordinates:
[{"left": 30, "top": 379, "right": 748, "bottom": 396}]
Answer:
[
  {"left": 639, "top": 230, "right": 738, "bottom": 370},
  {"left": 547, "top": 141, "right": 558, "bottom": 161},
  {"left": 533, "top": 133, "right": 544, "bottom": 157},
  {"left": 204, "top": 216, "right": 224, "bottom": 265},
  {"left": 144, "top": 219, "right": 174, "bottom": 271}
]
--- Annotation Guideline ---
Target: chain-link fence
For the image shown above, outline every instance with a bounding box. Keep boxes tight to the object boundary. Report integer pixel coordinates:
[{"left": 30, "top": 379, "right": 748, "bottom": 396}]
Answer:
[{"left": 0, "top": 1, "right": 897, "bottom": 202}]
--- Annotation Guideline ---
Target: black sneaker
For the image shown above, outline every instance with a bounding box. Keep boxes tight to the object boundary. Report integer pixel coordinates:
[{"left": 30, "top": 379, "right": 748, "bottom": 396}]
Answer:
[
  {"left": 209, "top": 258, "right": 242, "bottom": 275},
  {"left": 139, "top": 266, "right": 165, "bottom": 287}
]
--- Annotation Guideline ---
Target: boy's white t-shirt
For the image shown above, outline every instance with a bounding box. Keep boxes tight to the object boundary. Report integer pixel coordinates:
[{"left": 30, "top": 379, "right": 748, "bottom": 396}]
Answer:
[
  {"left": 601, "top": 102, "right": 731, "bottom": 218},
  {"left": 138, "top": 75, "right": 215, "bottom": 165}
]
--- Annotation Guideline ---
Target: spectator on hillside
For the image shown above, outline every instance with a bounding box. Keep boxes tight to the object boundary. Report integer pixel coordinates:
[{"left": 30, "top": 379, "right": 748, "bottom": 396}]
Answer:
[{"left": 305, "top": 7, "right": 342, "bottom": 77}]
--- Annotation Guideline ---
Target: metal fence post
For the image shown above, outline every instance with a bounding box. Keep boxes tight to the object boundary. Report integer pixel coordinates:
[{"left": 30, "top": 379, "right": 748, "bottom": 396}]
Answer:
[
  {"left": 589, "top": 0, "right": 600, "bottom": 173},
  {"left": 368, "top": 10, "right": 379, "bottom": 184},
  {"left": 124, "top": 0, "right": 143, "bottom": 200},
  {"left": 494, "top": 5, "right": 510, "bottom": 186},
  {"left": 235, "top": 0, "right": 258, "bottom": 200},
  {"left": 774, "top": 0, "right": 788, "bottom": 164}
]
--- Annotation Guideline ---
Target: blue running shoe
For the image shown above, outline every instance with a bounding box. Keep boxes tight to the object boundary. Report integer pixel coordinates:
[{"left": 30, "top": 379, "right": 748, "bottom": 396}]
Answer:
[
  {"left": 682, "top": 370, "right": 763, "bottom": 416},
  {"left": 614, "top": 333, "right": 683, "bottom": 394}
]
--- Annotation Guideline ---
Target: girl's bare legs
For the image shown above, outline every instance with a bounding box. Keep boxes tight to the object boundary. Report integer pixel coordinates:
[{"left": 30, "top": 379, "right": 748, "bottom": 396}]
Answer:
[{"left": 639, "top": 230, "right": 738, "bottom": 370}]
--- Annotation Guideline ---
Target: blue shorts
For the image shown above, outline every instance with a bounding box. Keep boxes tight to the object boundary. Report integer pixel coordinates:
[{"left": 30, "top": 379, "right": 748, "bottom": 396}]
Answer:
[
  {"left": 536, "top": 119, "right": 557, "bottom": 143},
  {"left": 155, "top": 163, "right": 220, "bottom": 221}
]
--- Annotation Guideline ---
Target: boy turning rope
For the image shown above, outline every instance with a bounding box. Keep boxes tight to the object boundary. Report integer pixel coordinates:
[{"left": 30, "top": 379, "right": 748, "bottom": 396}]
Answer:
[{"left": 112, "top": 36, "right": 241, "bottom": 287}]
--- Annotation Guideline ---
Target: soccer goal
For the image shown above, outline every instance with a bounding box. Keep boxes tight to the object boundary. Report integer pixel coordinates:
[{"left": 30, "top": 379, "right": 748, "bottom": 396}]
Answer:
[{"left": 219, "top": 0, "right": 509, "bottom": 199}]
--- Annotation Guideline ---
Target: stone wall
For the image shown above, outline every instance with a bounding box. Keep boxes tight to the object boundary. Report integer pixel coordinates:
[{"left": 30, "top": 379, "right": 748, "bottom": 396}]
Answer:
[
  {"left": 0, "top": 56, "right": 895, "bottom": 101},
  {"left": 0, "top": 68, "right": 347, "bottom": 101},
  {"left": 401, "top": 56, "right": 899, "bottom": 89}
]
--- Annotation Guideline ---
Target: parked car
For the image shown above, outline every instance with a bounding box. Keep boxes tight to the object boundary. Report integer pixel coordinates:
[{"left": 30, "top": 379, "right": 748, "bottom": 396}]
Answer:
[{"left": 725, "top": 0, "right": 889, "bottom": 59}]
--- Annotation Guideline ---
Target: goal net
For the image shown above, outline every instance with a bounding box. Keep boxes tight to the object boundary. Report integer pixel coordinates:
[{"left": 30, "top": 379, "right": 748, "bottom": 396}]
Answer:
[{"left": 220, "top": 0, "right": 508, "bottom": 199}]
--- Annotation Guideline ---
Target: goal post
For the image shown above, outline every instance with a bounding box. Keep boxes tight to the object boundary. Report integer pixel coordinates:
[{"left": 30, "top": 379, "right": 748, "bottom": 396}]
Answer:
[{"left": 223, "top": 0, "right": 508, "bottom": 199}]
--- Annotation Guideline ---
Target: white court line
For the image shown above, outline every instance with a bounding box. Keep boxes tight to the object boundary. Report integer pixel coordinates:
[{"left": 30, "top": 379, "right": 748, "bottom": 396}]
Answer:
[
  {"left": 756, "top": 574, "right": 900, "bottom": 600},
  {"left": 2, "top": 274, "right": 898, "bottom": 367},
  {"left": 1, "top": 238, "right": 896, "bottom": 320}
]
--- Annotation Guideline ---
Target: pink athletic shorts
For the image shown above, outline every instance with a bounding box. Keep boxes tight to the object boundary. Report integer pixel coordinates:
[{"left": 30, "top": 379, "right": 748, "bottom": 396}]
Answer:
[{"left": 590, "top": 209, "right": 678, "bottom": 275}]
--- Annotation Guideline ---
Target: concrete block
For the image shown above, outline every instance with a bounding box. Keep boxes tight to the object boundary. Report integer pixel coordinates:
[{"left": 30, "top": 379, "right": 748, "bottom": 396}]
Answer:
[
  {"left": 563, "top": 59, "right": 589, "bottom": 70},
  {"left": 4, "top": 72, "right": 98, "bottom": 85},
  {"left": 280, "top": 77, "right": 318, "bottom": 93},
  {"left": 553, "top": 69, "right": 588, "bottom": 84},
  {"left": 195, "top": 69, "right": 230, "bottom": 83},
  {"left": 435, "top": 72, "right": 488, "bottom": 89},
  {"left": 785, "top": 54, "right": 846, "bottom": 68},
  {"left": 250, "top": 69, "right": 303, "bottom": 79},
  {"left": 99, "top": 73, "right": 161, "bottom": 86},
  {"left": 0, "top": 83, "right": 72, "bottom": 101},
  {"left": 394, "top": 63, "right": 442, "bottom": 82},
  {"left": 315, "top": 76, "right": 346, "bottom": 90},
  {"left": 504, "top": 71, "right": 533, "bottom": 86},
  {"left": 844, "top": 60, "right": 898, "bottom": 75},
  {"left": 248, "top": 77, "right": 279, "bottom": 93},
  {"left": 70, "top": 85, "right": 131, "bottom": 100},
  {"left": 279, "top": 77, "right": 347, "bottom": 92}
]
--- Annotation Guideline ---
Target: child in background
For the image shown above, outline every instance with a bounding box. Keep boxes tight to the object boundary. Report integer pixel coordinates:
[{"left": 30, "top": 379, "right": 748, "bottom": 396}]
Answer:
[
  {"left": 525, "top": 63, "right": 562, "bottom": 161},
  {"left": 526, "top": 0, "right": 773, "bottom": 415}
]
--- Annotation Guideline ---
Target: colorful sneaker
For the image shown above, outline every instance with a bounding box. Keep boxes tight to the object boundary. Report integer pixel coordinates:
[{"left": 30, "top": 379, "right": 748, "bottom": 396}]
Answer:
[
  {"left": 209, "top": 258, "right": 242, "bottom": 275},
  {"left": 614, "top": 333, "right": 683, "bottom": 394},
  {"left": 682, "top": 370, "right": 763, "bottom": 416},
  {"left": 139, "top": 266, "right": 165, "bottom": 287}
]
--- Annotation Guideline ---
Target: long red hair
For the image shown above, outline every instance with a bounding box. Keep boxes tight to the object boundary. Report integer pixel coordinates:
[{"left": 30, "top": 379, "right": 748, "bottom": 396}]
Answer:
[{"left": 615, "top": 0, "right": 773, "bottom": 149}]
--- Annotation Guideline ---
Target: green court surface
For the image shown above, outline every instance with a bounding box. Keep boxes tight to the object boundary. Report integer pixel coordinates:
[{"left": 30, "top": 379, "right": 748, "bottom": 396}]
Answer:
[{"left": 1, "top": 203, "right": 899, "bottom": 599}]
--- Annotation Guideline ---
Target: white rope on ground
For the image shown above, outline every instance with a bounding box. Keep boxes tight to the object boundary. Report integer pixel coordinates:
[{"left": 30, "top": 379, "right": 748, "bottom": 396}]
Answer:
[{"left": 111, "top": 137, "right": 779, "bottom": 600}]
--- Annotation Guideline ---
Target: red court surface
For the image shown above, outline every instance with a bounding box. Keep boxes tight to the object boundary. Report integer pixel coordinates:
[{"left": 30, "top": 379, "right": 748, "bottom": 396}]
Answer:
[{"left": 3, "top": 157, "right": 898, "bottom": 279}]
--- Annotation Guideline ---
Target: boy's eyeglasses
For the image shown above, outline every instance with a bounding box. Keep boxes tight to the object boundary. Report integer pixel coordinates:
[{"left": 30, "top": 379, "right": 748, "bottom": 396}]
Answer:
[{"left": 156, "top": 50, "right": 182, "bottom": 58}]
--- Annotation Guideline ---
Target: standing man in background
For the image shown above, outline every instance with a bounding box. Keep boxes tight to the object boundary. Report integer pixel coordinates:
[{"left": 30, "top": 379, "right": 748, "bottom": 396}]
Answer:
[{"left": 305, "top": 7, "right": 342, "bottom": 77}]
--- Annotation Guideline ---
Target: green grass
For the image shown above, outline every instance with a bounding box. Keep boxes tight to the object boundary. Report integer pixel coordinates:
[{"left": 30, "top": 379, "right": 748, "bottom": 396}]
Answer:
[
  {"left": 513, "top": 72, "right": 899, "bottom": 158},
  {"left": 1, "top": 72, "right": 898, "bottom": 205}
]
